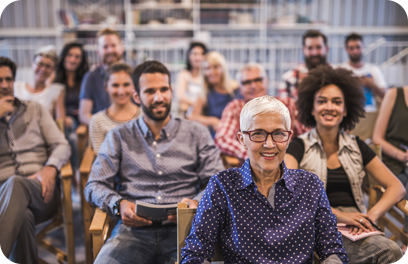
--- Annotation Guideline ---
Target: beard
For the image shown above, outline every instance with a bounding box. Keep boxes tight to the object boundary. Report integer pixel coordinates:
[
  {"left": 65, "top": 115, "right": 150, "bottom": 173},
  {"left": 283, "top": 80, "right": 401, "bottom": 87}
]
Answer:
[
  {"left": 349, "top": 53, "right": 362, "bottom": 63},
  {"left": 140, "top": 99, "right": 172, "bottom": 122},
  {"left": 103, "top": 52, "right": 122, "bottom": 66},
  {"left": 304, "top": 55, "right": 327, "bottom": 70}
]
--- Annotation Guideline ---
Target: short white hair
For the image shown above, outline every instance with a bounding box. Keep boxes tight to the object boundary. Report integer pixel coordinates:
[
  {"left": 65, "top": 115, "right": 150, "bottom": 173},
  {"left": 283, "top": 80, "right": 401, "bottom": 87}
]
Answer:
[
  {"left": 240, "top": 95, "right": 291, "bottom": 131},
  {"left": 235, "top": 62, "right": 267, "bottom": 83}
]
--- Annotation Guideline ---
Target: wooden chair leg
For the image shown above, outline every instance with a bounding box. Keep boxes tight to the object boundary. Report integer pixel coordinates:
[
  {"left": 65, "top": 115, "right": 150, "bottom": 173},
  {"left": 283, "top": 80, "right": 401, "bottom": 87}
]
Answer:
[{"left": 62, "top": 168, "right": 75, "bottom": 264}]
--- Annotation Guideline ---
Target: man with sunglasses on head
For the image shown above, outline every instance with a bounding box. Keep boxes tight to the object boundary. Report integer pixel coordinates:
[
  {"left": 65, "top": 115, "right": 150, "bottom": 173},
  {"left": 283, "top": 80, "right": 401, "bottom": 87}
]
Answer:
[{"left": 215, "top": 63, "right": 268, "bottom": 166}]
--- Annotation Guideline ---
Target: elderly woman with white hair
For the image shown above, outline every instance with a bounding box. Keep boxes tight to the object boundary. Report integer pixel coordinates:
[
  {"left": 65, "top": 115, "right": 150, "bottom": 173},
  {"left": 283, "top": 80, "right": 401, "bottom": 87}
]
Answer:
[
  {"left": 14, "top": 45, "right": 65, "bottom": 120},
  {"left": 181, "top": 95, "right": 348, "bottom": 264}
]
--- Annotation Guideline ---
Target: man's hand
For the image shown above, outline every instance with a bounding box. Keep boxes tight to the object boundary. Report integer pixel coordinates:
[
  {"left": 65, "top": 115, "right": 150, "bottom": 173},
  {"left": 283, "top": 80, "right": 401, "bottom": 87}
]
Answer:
[
  {"left": 28, "top": 166, "right": 57, "bottom": 203},
  {"left": 120, "top": 200, "right": 152, "bottom": 227},
  {"left": 359, "top": 76, "right": 376, "bottom": 89},
  {"left": 167, "top": 198, "right": 199, "bottom": 223},
  {"left": 0, "top": 95, "right": 14, "bottom": 118}
]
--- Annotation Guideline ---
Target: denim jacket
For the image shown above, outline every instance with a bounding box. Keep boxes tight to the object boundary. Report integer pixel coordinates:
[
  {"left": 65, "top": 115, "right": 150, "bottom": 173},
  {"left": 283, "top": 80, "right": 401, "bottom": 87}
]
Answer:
[{"left": 298, "top": 128, "right": 367, "bottom": 213}]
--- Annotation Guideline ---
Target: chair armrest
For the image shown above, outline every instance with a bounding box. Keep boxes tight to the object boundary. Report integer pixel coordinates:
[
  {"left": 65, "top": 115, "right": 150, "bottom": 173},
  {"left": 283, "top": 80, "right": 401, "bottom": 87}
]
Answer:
[
  {"left": 79, "top": 147, "right": 95, "bottom": 175},
  {"left": 60, "top": 162, "right": 73, "bottom": 179},
  {"left": 90, "top": 208, "right": 109, "bottom": 234},
  {"left": 76, "top": 124, "right": 88, "bottom": 138}
]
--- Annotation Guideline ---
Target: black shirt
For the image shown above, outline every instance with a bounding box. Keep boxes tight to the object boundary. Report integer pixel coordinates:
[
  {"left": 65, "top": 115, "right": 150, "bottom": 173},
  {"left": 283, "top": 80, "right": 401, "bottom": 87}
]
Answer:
[{"left": 287, "top": 137, "right": 376, "bottom": 207}]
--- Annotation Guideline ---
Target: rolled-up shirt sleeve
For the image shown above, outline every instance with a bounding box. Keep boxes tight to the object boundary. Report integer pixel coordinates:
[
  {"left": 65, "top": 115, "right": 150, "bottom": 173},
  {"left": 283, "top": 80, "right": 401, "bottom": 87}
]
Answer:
[
  {"left": 314, "top": 180, "right": 349, "bottom": 264},
  {"left": 181, "top": 175, "right": 226, "bottom": 263},
  {"left": 84, "top": 129, "right": 123, "bottom": 215}
]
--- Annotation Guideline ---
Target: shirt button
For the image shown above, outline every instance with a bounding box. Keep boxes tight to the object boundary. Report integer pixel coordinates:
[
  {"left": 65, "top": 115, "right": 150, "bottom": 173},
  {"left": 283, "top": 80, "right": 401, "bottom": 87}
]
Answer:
[
  {"left": 157, "top": 196, "right": 162, "bottom": 200},
  {"left": 156, "top": 153, "right": 161, "bottom": 158},
  {"left": 167, "top": 133, "right": 170, "bottom": 137},
  {"left": 158, "top": 171, "right": 163, "bottom": 175},
  {"left": 153, "top": 141, "right": 157, "bottom": 146}
]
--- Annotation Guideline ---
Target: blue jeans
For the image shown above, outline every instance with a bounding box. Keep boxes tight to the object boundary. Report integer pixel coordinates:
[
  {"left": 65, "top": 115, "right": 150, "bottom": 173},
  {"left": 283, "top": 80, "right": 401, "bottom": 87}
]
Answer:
[
  {"left": 397, "top": 168, "right": 408, "bottom": 232},
  {"left": 94, "top": 220, "right": 177, "bottom": 264},
  {"left": 64, "top": 116, "right": 78, "bottom": 172}
]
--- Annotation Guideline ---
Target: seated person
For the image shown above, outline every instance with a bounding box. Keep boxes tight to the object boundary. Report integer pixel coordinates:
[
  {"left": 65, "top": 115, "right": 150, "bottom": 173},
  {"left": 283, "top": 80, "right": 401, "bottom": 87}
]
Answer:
[
  {"left": 14, "top": 45, "right": 65, "bottom": 120},
  {"left": 89, "top": 63, "right": 141, "bottom": 153},
  {"left": 373, "top": 85, "right": 408, "bottom": 233},
  {"left": 176, "top": 42, "right": 207, "bottom": 117},
  {"left": 84, "top": 60, "right": 224, "bottom": 264},
  {"left": 285, "top": 65, "right": 405, "bottom": 263},
  {"left": 0, "top": 57, "right": 70, "bottom": 264},
  {"left": 215, "top": 63, "right": 268, "bottom": 164},
  {"left": 188, "top": 51, "right": 239, "bottom": 137},
  {"left": 79, "top": 28, "right": 124, "bottom": 125},
  {"left": 181, "top": 95, "right": 349, "bottom": 264}
]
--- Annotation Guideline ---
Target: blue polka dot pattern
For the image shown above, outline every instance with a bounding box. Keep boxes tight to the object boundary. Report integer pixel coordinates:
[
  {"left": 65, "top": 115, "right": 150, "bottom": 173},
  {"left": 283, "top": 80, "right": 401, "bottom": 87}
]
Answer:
[{"left": 181, "top": 159, "right": 349, "bottom": 264}]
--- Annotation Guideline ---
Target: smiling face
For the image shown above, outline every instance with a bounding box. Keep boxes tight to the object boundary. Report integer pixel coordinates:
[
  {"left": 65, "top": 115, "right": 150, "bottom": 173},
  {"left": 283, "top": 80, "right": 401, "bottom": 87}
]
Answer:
[
  {"left": 33, "top": 55, "right": 55, "bottom": 83},
  {"left": 133, "top": 72, "right": 172, "bottom": 122},
  {"left": 238, "top": 112, "right": 290, "bottom": 177},
  {"left": 189, "top": 46, "right": 205, "bottom": 69},
  {"left": 203, "top": 61, "right": 223, "bottom": 86},
  {"left": 98, "top": 34, "right": 124, "bottom": 66},
  {"left": 64, "top": 47, "right": 83, "bottom": 72},
  {"left": 312, "top": 84, "right": 347, "bottom": 130},
  {"left": 106, "top": 71, "right": 134, "bottom": 107},
  {"left": 303, "top": 36, "right": 328, "bottom": 69},
  {"left": 239, "top": 67, "right": 268, "bottom": 102}
]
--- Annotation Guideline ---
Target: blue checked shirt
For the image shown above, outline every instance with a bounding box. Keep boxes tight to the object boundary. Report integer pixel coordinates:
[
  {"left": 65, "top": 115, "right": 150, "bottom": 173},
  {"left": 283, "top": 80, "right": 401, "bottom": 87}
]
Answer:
[
  {"left": 84, "top": 117, "right": 224, "bottom": 216},
  {"left": 181, "top": 160, "right": 349, "bottom": 264}
]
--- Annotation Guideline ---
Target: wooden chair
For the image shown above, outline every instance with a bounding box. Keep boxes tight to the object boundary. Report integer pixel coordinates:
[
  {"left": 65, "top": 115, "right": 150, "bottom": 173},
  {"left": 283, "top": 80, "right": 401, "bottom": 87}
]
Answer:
[
  {"left": 176, "top": 203, "right": 223, "bottom": 264},
  {"left": 76, "top": 124, "right": 88, "bottom": 164},
  {"left": 36, "top": 119, "right": 75, "bottom": 264},
  {"left": 80, "top": 146, "right": 116, "bottom": 263},
  {"left": 365, "top": 143, "right": 408, "bottom": 246},
  {"left": 220, "top": 154, "right": 241, "bottom": 169},
  {"left": 79, "top": 146, "right": 96, "bottom": 264}
]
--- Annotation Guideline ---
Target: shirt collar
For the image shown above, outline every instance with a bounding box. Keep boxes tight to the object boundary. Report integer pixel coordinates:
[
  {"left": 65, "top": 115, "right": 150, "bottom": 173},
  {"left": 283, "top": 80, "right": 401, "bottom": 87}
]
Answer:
[
  {"left": 237, "top": 158, "right": 295, "bottom": 193},
  {"left": 137, "top": 115, "right": 177, "bottom": 139},
  {"left": 305, "top": 127, "right": 360, "bottom": 154}
]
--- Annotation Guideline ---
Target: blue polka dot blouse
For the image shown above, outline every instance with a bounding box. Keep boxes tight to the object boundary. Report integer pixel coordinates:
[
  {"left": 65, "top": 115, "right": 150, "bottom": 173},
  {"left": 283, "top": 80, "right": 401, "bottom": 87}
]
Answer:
[{"left": 181, "top": 159, "right": 349, "bottom": 264}]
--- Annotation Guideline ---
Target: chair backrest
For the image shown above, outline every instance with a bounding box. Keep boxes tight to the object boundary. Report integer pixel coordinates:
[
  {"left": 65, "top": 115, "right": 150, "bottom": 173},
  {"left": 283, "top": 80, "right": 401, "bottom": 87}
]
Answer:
[{"left": 177, "top": 203, "right": 223, "bottom": 264}]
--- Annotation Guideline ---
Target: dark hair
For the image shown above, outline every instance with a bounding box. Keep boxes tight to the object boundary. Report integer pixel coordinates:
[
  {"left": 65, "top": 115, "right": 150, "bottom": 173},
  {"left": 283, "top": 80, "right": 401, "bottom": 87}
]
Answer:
[
  {"left": 104, "top": 63, "right": 133, "bottom": 84},
  {"left": 345, "top": 33, "right": 363, "bottom": 46},
  {"left": 0, "top": 57, "right": 17, "bottom": 79},
  {"left": 97, "top": 27, "right": 121, "bottom": 41},
  {"left": 132, "top": 60, "right": 171, "bottom": 94},
  {"left": 302, "top": 30, "right": 328, "bottom": 46},
  {"left": 54, "top": 42, "right": 89, "bottom": 91},
  {"left": 186, "top": 42, "right": 207, "bottom": 71},
  {"left": 296, "top": 65, "right": 365, "bottom": 131}
]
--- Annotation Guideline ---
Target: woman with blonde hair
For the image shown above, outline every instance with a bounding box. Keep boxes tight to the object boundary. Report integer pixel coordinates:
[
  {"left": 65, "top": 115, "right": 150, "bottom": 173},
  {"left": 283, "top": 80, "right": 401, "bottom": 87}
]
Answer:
[{"left": 188, "top": 51, "right": 239, "bottom": 137}]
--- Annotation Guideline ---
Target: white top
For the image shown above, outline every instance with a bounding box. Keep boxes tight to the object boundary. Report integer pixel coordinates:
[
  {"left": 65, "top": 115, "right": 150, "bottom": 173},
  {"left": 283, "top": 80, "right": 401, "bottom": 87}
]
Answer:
[
  {"left": 14, "top": 81, "right": 65, "bottom": 118},
  {"left": 89, "top": 108, "right": 142, "bottom": 153},
  {"left": 337, "top": 62, "right": 387, "bottom": 112}
]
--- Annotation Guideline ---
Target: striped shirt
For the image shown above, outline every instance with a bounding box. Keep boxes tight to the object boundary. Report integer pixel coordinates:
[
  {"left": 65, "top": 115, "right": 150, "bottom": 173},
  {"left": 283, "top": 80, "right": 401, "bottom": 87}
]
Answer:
[
  {"left": 84, "top": 116, "right": 225, "bottom": 216},
  {"left": 0, "top": 98, "right": 70, "bottom": 182},
  {"left": 89, "top": 108, "right": 142, "bottom": 153}
]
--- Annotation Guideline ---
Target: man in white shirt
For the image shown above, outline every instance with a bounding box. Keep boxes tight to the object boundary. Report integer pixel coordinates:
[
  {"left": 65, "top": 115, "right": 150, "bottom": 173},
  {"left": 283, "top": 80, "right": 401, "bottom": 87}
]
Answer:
[{"left": 339, "top": 33, "right": 387, "bottom": 140}]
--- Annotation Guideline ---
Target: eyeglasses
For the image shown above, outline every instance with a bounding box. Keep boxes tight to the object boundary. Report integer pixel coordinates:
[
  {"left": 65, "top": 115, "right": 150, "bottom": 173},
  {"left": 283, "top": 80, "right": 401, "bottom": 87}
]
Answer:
[
  {"left": 241, "top": 77, "right": 263, "bottom": 86},
  {"left": 0, "top": 77, "right": 14, "bottom": 83},
  {"left": 242, "top": 130, "right": 292, "bottom": 143},
  {"left": 35, "top": 62, "right": 54, "bottom": 70}
]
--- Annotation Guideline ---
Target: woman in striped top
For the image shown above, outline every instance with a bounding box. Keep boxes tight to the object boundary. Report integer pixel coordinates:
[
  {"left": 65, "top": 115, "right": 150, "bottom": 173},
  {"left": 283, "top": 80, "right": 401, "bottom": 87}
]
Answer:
[{"left": 89, "top": 63, "right": 141, "bottom": 153}]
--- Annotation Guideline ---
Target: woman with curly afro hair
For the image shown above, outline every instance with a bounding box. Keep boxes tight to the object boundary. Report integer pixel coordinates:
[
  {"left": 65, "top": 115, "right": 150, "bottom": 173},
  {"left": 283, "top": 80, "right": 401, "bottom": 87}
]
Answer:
[{"left": 285, "top": 65, "right": 405, "bottom": 263}]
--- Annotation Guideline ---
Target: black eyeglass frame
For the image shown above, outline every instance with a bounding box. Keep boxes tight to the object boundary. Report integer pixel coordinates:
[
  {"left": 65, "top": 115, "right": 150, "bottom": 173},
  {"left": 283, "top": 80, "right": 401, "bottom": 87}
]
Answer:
[
  {"left": 242, "top": 130, "right": 292, "bottom": 143},
  {"left": 240, "top": 77, "right": 263, "bottom": 86}
]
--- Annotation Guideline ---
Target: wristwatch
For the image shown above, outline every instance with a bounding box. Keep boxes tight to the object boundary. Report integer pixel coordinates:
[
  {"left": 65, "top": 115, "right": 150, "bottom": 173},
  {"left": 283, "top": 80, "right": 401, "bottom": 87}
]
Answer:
[{"left": 113, "top": 199, "right": 124, "bottom": 216}]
